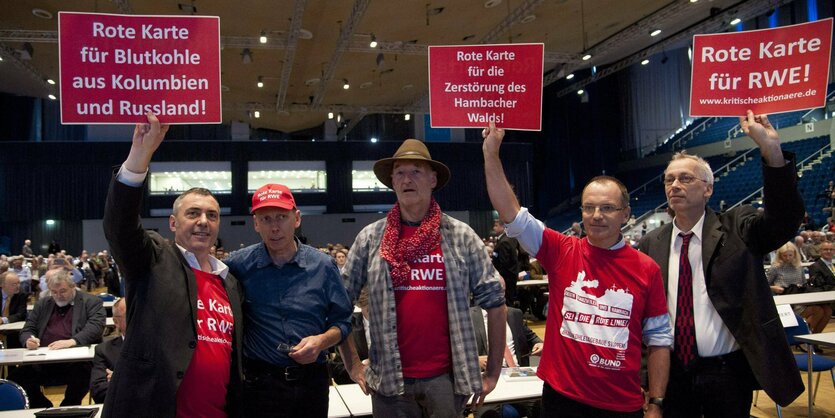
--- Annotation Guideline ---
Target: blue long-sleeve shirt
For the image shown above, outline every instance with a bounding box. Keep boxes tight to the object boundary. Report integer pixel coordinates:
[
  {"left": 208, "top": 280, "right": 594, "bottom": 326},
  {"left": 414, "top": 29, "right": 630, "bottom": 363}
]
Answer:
[{"left": 225, "top": 239, "right": 353, "bottom": 366}]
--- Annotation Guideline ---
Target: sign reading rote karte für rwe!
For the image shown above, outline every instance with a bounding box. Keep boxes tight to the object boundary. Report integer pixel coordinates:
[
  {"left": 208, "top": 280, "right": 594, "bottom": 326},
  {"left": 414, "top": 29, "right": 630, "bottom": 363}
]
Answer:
[
  {"left": 428, "top": 43, "right": 543, "bottom": 131},
  {"left": 58, "top": 12, "right": 221, "bottom": 124}
]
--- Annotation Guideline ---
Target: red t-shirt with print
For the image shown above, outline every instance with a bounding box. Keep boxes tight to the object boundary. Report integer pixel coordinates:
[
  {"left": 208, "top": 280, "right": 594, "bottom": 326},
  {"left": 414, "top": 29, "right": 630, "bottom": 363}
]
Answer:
[
  {"left": 176, "top": 268, "right": 235, "bottom": 418},
  {"left": 394, "top": 225, "right": 452, "bottom": 378}
]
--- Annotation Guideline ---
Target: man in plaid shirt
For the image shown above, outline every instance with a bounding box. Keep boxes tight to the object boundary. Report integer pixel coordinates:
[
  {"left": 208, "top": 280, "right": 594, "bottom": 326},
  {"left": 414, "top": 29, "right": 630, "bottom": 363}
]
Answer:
[{"left": 339, "top": 139, "right": 507, "bottom": 417}]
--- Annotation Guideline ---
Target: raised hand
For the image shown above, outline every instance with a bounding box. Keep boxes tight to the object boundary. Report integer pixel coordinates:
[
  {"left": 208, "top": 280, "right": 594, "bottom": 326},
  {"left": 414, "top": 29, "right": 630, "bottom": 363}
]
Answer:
[{"left": 125, "top": 112, "right": 170, "bottom": 174}]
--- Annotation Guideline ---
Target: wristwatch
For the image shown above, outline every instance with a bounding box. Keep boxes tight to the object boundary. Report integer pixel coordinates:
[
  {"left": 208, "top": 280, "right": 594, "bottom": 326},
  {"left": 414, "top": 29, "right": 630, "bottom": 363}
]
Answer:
[{"left": 648, "top": 397, "right": 664, "bottom": 408}]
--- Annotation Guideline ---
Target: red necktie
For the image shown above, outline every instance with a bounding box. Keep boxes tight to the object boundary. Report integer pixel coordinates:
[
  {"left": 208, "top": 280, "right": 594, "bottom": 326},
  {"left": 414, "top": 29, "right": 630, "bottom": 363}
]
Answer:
[{"left": 675, "top": 232, "right": 696, "bottom": 367}]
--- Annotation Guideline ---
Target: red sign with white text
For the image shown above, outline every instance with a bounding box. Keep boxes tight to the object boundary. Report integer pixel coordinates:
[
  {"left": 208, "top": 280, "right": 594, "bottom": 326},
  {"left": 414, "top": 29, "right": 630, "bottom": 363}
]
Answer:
[
  {"left": 690, "top": 19, "right": 832, "bottom": 117},
  {"left": 59, "top": 12, "right": 221, "bottom": 124},
  {"left": 428, "top": 43, "right": 543, "bottom": 131}
]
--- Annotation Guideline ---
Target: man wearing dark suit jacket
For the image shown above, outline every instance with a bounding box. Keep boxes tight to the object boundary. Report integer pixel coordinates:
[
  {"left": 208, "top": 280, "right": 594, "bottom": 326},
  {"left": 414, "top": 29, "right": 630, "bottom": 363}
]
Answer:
[
  {"left": 492, "top": 220, "right": 523, "bottom": 306},
  {"left": 10, "top": 268, "right": 105, "bottom": 407},
  {"left": 1, "top": 272, "right": 28, "bottom": 325},
  {"left": 809, "top": 241, "right": 834, "bottom": 290},
  {"left": 103, "top": 113, "right": 244, "bottom": 418},
  {"left": 90, "top": 297, "right": 127, "bottom": 404},
  {"left": 639, "top": 111, "right": 804, "bottom": 417}
]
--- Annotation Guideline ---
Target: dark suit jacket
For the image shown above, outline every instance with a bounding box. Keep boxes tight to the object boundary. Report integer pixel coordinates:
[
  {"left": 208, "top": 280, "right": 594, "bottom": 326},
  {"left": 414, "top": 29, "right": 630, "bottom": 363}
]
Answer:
[
  {"left": 90, "top": 335, "right": 123, "bottom": 404},
  {"left": 638, "top": 154, "right": 804, "bottom": 407},
  {"left": 3, "top": 292, "right": 28, "bottom": 324},
  {"left": 808, "top": 259, "right": 835, "bottom": 290},
  {"left": 470, "top": 307, "right": 542, "bottom": 367},
  {"left": 20, "top": 290, "right": 105, "bottom": 346},
  {"left": 102, "top": 175, "right": 244, "bottom": 418}
]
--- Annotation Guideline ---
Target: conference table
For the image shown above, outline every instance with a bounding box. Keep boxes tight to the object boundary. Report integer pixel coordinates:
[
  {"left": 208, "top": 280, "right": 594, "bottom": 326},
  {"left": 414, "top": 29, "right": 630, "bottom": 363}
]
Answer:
[
  {"left": 772, "top": 290, "right": 835, "bottom": 306},
  {"left": 0, "top": 346, "right": 95, "bottom": 366},
  {"left": 793, "top": 332, "right": 835, "bottom": 418},
  {"left": 27, "top": 301, "right": 115, "bottom": 312},
  {"left": 0, "top": 318, "right": 114, "bottom": 334},
  {"left": 331, "top": 367, "right": 544, "bottom": 416},
  {"left": 517, "top": 279, "right": 548, "bottom": 288},
  {"left": 0, "top": 406, "right": 102, "bottom": 417}
]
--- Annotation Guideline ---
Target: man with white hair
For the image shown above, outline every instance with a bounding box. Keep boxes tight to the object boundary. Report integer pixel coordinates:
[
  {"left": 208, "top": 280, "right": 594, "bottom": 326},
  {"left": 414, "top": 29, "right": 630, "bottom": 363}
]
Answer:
[
  {"left": 21, "top": 239, "right": 34, "bottom": 258},
  {"left": 9, "top": 256, "right": 32, "bottom": 297},
  {"left": 10, "top": 268, "right": 105, "bottom": 407},
  {"left": 0, "top": 272, "right": 27, "bottom": 325}
]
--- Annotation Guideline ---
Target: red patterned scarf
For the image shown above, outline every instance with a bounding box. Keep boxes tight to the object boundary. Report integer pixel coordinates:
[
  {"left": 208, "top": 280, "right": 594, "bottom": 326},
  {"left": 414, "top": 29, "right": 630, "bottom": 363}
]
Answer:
[{"left": 380, "top": 199, "right": 442, "bottom": 287}]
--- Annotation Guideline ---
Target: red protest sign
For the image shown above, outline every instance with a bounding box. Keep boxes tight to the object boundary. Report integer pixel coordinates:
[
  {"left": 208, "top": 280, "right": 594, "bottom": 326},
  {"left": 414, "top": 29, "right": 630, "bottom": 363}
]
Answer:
[
  {"left": 428, "top": 43, "right": 543, "bottom": 131},
  {"left": 58, "top": 12, "right": 221, "bottom": 124},
  {"left": 690, "top": 19, "right": 832, "bottom": 117}
]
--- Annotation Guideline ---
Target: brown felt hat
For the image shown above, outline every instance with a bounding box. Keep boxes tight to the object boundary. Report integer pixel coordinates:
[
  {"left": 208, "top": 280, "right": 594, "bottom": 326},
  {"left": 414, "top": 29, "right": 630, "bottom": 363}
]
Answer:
[{"left": 373, "top": 139, "right": 450, "bottom": 190}]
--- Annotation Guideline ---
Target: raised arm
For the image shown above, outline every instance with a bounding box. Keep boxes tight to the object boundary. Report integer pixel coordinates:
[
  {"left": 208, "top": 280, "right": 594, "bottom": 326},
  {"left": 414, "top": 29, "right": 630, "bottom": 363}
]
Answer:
[
  {"left": 124, "top": 113, "right": 170, "bottom": 174},
  {"left": 482, "top": 122, "right": 521, "bottom": 224}
]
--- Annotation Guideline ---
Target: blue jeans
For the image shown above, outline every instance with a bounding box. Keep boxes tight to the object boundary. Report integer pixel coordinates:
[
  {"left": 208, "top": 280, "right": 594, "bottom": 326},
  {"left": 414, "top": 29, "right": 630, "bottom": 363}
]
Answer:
[{"left": 371, "top": 373, "right": 468, "bottom": 418}]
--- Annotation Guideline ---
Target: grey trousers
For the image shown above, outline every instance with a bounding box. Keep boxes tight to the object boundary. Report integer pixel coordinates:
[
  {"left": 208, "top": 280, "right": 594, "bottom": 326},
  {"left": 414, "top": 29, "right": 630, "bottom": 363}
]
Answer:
[{"left": 371, "top": 373, "right": 469, "bottom": 418}]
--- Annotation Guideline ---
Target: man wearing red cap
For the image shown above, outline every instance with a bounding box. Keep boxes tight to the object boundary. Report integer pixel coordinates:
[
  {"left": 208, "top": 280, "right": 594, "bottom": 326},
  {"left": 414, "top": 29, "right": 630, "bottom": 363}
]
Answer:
[
  {"left": 103, "top": 113, "right": 244, "bottom": 418},
  {"left": 224, "top": 183, "right": 353, "bottom": 418},
  {"left": 340, "top": 139, "right": 507, "bottom": 417}
]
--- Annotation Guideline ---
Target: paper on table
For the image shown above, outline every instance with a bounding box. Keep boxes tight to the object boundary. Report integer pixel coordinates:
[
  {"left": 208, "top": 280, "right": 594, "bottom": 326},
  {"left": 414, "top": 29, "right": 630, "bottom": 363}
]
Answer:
[{"left": 25, "top": 346, "right": 91, "bottom": 360}]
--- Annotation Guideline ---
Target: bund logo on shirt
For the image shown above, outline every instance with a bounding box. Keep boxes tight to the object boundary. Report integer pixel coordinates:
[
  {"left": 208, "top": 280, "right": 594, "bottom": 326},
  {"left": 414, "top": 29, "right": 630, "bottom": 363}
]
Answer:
[{"left": 560, "top": 271, "right": 633, "bottom": 351}]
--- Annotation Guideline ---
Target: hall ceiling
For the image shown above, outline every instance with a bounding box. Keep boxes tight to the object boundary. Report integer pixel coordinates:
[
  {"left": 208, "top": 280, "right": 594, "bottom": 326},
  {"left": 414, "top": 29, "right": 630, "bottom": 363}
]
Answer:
[{"left": 0, "top": 0, "right": 771, "bottom": 133}]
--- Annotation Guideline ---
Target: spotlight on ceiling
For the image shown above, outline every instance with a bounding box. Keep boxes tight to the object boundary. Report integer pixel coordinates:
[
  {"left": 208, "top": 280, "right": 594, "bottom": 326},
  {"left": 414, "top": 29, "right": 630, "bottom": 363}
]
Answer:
[
  {"left": 260, "top": 30, "right": 267, "bottom": 44},
  {"left": 253, "top": 110, "right": 261, "bottom": 118},
  {"left": 47, "top": 78, "right": 56, "bottom": 85},
  {"left": 650, "top": 29, "right": 661, "bottom": 37},
  {"left": 577, "top": 89, "right": 584, "bottom": 95},
  {"left": 729, "top": 17, "right": 741, "bottom": 25},
  {"left": 241, "top": 49, "right": 252, "bottom": 64},
  {"left": 257, "top": 76, "right": 263, "bottom": 88},
  {"left": 337, "top": 112, "right": 343, "bottom": 123},
  {"left": 342, "top": 79, "right": 350, "bottom": 90},
  {"left": 404, "top": 114, "right": 411, "bottom": 121},
  {"left": 328, "top": 112, "right": 334, "bottom": 119},
  {"left": 566, "top": 73, "right": 574, "bottom": 80},
  {"left": 48, "top": 94, "right": 56, "bottom": 100},
  {"left": 582, "top": 54, "right": 591, "bottom": 61},
  {"left": 370, "top": 137, "right": 378, "bottom": 143},
  {"left": 369, "top": 33, "right": 378, "bottom": 48},
  {"left": 641, "top": 59, "right": 650, "bottom": 65}
]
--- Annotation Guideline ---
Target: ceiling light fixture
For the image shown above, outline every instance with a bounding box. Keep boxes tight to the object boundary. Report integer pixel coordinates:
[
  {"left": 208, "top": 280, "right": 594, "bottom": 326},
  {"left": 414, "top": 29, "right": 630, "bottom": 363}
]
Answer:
[
  {"left": 259, "top": 31, "right": 267, "bottom": 44},
  {"left": 337, "top": 113, "right": 343, "bottom": 123},
  {"left": 650, "top": 29, "right": 661, "bottom": 37},
  {"left": 257, "top": 76, "right": 263, "bottom": 88},
  {"left": 370, "top": 137, "right": 378, "bottom": 143},
  {"left": 32, "top": 8, "right": 53, "bottom": 19},
  {"left": 342, "top": 79, "right": 350, "bottom": 90},
  {"left": 641, "top": 59, "right": 650, "bottom": 65},
  {"left": 241, "top": 49, "right": 252, "bottom": 64},
  {"left": 369, "top": 33, "right": 378, "bottom": 48},
  {"left": 582, "top": 54, "right": 592, "bottom": 61},
  {"left": 566, "top": 73, "right": 574, "bottom": 80},
  {"left": 328, "top": 112, "right": 334, "bottom": 119},
  {"left": 47, "top": 78, "right": 55, "bottom": 85},
  {"left": 729, "top": 18, "right": 741, "bottom": 25},
  {"left": 577, "top": 89, "right": 584, "bottom": 95},
  {"left": 48, "top": 94, "right": 56, "bottom": 100},
  {"left": 254, "top": 110, "right": 261, "bottom": 118},
  {"left": 404, "top": 114, "right": 410, "bottom": 121}
]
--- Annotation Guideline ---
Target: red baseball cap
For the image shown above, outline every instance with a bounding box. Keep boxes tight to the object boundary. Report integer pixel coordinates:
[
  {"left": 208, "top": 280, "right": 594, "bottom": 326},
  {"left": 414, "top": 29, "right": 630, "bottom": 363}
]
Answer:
[{"left": 251, "top": 184, "right": 296, "bottom": 213}]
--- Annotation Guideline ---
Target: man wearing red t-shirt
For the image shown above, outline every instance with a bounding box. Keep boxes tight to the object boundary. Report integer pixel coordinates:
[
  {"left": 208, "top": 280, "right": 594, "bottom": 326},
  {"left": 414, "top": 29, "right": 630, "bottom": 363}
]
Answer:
[
  {"left": 483, "top": 123, "right": 673, "bottom": 418},
  {"left": 103, "top": 113, "right": 244, "bottom": 418}
]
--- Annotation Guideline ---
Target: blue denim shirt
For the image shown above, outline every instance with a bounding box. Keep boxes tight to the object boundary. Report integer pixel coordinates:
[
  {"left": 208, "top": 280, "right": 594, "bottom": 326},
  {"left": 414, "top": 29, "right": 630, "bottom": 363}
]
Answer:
[{"left": 226, "top": 239, "right": 353, "bottom": 366}]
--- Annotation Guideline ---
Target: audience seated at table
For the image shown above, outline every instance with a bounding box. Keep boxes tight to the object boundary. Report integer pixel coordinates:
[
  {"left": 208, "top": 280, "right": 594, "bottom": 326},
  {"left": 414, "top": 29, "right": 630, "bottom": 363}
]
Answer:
[
  {"left": 90, "top": 297, "right": 126, "bottom": 404},
  {"left": 1, "top": 271, "right": 29, "bottom": 349},
  {"left": 470, "top": 305, "right": 543, "bottom": 418},
  {"left": 768, "top": 242, "right": 832, "bottom": 334},
  {"left": 9, "top": 268, "right": 105, "bottom": 408}
]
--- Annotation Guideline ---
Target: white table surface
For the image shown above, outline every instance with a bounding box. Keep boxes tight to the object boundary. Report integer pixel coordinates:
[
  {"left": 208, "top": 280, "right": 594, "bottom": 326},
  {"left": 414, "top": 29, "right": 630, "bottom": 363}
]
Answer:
[
  {"left": 773, "top": 290, "right": 835, "bottom": 306},
  {"left": 791, "top": 332, "right": 835, "bottom": 418},
  {"left": 0, "top": 346, "right": 95, "bottom": 366},
  {"left": 517, "top": 279, "right": 548, "bottom": 287},
  {"left": 328, "top": 386, "right": 351, "bottom": 418},
  {"left": 0, "top": 406, "right": 102, "bottom": 417},
  {"left": 333, "top": 384, "right": 373, "bottom": 416},
  {"left": 28, "top": 301, "right": 115, "bottom": 311},
  {"left": 332, "top": 368, "right": 544, "bottom": 416},
  {"left": 0, "top": 318, "right": 114, "bottom": 333}
]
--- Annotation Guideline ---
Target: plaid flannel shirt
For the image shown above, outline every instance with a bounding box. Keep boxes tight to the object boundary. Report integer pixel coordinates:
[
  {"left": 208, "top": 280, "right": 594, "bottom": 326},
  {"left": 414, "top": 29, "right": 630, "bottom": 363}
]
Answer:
[{"left": 343, "top": 212, "right": 506, "bottom": 397}]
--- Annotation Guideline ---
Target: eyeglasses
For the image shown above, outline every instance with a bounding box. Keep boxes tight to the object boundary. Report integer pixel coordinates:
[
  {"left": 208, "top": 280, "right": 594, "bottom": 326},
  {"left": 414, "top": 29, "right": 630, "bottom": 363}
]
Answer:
[
  {"left": 580, "top": 205, "right": 626, "bottom": 215},
  {"left": 662, "top": 174, "right": 707, "bottom": 186}
]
